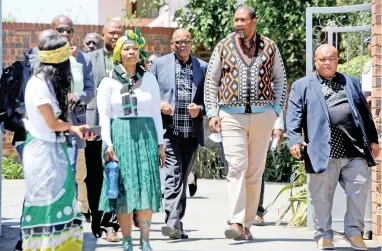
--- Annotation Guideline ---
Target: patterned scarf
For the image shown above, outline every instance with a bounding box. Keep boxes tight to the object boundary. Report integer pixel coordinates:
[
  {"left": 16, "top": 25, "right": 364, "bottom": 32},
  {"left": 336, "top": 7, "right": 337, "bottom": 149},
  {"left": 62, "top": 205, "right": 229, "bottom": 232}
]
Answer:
[{"left": 112, "top": 62, "right": 146, "bottom": 92}]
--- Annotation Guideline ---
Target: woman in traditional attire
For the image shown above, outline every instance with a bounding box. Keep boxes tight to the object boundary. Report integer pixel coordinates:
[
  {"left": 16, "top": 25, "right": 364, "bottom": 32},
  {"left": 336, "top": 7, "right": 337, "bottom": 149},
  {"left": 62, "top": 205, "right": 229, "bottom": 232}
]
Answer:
[
  {"left": 21, "top": 32, "right": 92, "bottom": 250},
  {"left": 97, "top": 28, "right": 165, "bottom": 251}
]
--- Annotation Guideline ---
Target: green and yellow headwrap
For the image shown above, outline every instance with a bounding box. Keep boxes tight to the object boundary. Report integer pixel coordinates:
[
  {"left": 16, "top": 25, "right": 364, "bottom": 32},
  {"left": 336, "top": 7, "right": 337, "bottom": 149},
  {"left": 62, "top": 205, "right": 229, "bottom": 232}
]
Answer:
[
  {"left": 38, "top": 42, "right": 71, "bottom": 64},
  {"left": 113, "top": 27, "right": 149, "bottom": 63}
]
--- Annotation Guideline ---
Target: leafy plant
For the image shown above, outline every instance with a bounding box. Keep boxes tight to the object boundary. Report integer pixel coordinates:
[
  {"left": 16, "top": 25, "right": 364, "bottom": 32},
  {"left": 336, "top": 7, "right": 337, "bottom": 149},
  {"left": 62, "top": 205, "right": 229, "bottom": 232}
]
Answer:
[
  {"left": 338, "top": 54, "right": 371, "bottom": 79},
  {"left": 194, "top": 146, "right": 226, "bottom": 179},
  {"left": 264, "top": 161, "right": 308, "bottom": 227},
  {"left": 2, "top": 155, "right": 24, "bottom": 179},
  {"left": 264, "top": 139, "right": 300, "bottom": 183},
  {"left": 175, "top": 0, "right": 336, "bottom": 82}
]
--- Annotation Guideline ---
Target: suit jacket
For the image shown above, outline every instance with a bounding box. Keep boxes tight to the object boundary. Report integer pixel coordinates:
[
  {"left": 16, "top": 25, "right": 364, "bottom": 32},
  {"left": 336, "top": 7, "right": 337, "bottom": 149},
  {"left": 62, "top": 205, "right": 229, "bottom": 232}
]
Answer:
[
  {"left": 69, "top": 50, "right": 94, "bottom": 148},
  {"left": 86, "top": 48, "right": 107, "bottom": 128},
  {"left": 287, "top": 72, "right": 378, "bottom": 173},
  {"left": 150, "top": 53, "right": 208, "bottom": 146}
]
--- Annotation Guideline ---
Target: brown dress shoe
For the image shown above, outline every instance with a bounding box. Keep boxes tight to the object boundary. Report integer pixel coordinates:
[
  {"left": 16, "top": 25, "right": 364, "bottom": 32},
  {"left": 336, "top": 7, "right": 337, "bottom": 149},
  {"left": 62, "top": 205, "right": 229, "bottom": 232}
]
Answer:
[{"left": 224, "top": 223, "right": 245, "bottom": 240}]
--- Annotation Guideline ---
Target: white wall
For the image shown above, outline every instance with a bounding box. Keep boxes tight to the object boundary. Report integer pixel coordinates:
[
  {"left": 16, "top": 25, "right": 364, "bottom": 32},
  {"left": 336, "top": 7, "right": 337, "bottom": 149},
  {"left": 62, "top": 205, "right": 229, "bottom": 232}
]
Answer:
[{"left": 3, "top": 0, "right": 99, "bottom": 24}]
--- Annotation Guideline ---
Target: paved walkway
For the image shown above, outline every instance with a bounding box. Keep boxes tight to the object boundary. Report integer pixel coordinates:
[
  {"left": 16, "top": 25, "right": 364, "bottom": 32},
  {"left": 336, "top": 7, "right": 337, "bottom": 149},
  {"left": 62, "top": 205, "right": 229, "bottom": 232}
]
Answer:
[{"left": 1, "top": 179, "right": 381, "bottom": 250}]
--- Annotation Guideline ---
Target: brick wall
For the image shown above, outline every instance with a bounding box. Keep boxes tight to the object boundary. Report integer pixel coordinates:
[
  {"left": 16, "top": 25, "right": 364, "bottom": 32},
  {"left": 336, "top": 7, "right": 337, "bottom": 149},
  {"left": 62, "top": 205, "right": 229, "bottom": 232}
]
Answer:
[
  {"left": 371, "top": 0, "right": 382, "bottom": 243},
  {"left": 1, "top": 22, "right": 212, "bottom": 158}
]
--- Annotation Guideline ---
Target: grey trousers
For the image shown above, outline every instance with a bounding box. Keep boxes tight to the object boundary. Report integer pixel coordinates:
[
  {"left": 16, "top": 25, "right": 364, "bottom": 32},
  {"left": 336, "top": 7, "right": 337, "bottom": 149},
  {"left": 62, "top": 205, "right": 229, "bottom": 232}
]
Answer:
[
  {"left": 308, "top": 157, "right": 370, "bottom": 240},
  {"left": 163, "top": 133, "right": 198, "bottom": 230}
]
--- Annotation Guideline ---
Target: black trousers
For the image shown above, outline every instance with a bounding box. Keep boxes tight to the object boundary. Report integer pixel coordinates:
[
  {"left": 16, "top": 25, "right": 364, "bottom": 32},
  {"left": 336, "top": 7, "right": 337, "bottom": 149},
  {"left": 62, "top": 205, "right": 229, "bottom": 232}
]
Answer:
[
  {"left": 84, "top": 140, "right": 119, "bottom": 236},
  {"left": 257, "top": 175, "right": 265, "bottom": 217},
  {"left": 163, "top": 133, "right": 198, "bottom": 231}
]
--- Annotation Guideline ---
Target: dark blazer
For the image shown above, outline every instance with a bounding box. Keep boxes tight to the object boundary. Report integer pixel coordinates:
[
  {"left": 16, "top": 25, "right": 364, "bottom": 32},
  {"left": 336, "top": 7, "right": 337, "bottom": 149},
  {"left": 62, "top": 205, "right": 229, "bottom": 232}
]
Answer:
[
  {"left": 86, "top": 48, "right": 107, "bottom": 127},
  {"left": 150, "top": 53, "right": 208, "bottom": 146},
  {"left": 287, "top": 72, "right": 378, "bottom": 173}
]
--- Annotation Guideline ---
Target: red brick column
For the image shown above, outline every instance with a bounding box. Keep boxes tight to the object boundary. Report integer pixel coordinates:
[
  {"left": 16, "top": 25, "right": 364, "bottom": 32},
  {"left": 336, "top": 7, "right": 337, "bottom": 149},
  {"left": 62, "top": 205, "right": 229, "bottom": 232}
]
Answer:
[{"left": 372, "top": 0, "right": 382, "bottom": 243}]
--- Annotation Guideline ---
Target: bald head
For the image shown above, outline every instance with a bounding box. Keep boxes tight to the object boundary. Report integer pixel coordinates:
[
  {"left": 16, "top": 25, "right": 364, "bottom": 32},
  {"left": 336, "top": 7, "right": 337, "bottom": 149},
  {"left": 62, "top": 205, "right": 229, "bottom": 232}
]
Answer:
[
  {"left": 102, "top": 20, "right": 123, "bottom": 54},
  {"left": 314, "top": 44, "right": 338, "bottom": 58},
  {"left": 172, "top": 28, "right": 191, "bottom": 40},
  {"left": 103, "top": 20, "right": 122, "bottom": 33},
  {"left": 314, "top": 44, "right": 339, "bottom": 79},
  {"left": 51, "top": 15, "right": 73, "bottom": 28},
  {"left": 83, "top": 32, "right": 102, "bottom": 52},
  {"left": 51, "top": 15, "right": 74, "bottom": 41}
]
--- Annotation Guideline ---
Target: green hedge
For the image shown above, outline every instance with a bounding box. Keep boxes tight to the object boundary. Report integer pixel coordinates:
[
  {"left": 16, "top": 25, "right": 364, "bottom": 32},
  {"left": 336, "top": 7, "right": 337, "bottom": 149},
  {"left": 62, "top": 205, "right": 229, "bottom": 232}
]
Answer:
[
  {"left": 2, "top": 155, "right": 24, "bottom": 179},
  {"left": 337, "top": 55, "right": 371, "bottom": 79}
]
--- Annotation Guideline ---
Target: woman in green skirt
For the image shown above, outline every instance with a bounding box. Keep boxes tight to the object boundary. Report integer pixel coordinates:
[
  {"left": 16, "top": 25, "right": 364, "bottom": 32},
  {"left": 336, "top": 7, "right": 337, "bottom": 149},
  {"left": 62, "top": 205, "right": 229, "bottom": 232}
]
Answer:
[
  {"left": 97, "top": 28, "right": 165, "bottom": 251},
  {"left": 22, "top": 32, "right": 93, "bottom": 250}
]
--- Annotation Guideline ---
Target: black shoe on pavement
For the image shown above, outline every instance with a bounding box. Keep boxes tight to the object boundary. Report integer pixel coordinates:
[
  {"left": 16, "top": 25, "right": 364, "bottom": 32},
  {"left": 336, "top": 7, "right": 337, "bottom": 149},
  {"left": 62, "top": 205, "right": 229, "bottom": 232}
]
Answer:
[
  {"left": 14, "top": 240, "right": 22, "bottom": 251},
  {"left": 188, "top": 174, "right": 198, "bottom": 197}
]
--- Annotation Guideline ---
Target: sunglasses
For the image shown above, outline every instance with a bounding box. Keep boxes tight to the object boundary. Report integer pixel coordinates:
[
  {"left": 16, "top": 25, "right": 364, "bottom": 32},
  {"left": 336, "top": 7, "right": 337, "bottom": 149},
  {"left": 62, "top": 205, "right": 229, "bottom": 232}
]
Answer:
[
  {"left": 55, "top": 27, "right": 74, "bottom": 35},
  {"left": 174, "top": 40, "right": 192, "bottom": 45},
  {"left": 86, "top": 41, "right": 97, "bottom": 46}
]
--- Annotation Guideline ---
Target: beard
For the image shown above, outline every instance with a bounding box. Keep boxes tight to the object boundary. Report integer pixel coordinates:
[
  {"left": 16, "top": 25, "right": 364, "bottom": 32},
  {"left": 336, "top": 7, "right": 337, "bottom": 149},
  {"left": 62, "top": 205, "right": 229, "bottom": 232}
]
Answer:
[{"left": 236, "top": 30, "right": 246, "bottom": 39}]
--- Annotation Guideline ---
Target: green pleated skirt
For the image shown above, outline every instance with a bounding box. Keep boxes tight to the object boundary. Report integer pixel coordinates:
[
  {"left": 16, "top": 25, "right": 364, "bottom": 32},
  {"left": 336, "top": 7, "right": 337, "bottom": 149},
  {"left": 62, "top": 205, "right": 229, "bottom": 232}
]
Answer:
[{"left": 99, "top": 117, "right": 161, "bottom": 214}]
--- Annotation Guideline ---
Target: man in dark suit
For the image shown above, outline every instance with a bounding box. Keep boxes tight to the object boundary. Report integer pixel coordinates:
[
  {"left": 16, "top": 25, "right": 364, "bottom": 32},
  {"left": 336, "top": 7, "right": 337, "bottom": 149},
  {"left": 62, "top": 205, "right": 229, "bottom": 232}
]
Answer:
[
  {"left": 85, "top": 19, "right": 123, "bottom": 242},
  {"left": 287, "top": 44, "right": 379, "bottom": 251},
  {"left": 151, "top": 28, "right": 208, "bottom": 239}
]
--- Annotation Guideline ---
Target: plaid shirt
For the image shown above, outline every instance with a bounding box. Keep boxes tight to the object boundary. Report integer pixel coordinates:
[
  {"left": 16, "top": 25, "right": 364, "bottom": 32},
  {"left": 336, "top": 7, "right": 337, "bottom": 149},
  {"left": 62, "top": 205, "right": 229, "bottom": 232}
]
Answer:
[{"left": 170, "top": 56, "right": 195, "bottom": 138}]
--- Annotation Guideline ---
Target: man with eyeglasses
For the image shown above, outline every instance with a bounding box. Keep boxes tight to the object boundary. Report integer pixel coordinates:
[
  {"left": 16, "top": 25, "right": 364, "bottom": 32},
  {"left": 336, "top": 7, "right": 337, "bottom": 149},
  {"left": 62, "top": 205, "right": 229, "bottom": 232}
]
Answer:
[
  {"left": 145, "top": 54, "right": 160, "bottom": 71},
  {"left": 85, "top": 19, "right": 123, "bottom": 242},
  {"left": 287, "top": 43, "right": 379, "bottom": 251},
  {"left": 204, "top": 5, "right": 286, "bottom": 241},
  {"left": 150, "top": 28, "right": 208, "bottom": 239},
  {"left": 50, "top": 13, "right": 95, "bottom": 222},
  {"left": 83, "top": 32, "right": 103, "bottom": 53}
]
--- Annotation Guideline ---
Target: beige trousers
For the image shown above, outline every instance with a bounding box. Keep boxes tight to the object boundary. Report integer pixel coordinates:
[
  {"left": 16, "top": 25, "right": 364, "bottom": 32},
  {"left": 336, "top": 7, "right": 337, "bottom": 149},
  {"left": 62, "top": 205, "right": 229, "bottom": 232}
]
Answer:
[
  {"left": 220, "top": 109, "right": 276, "bottom": 228},
  {"left": 76, "top": 149, "right": 89, "bottom": 213}
]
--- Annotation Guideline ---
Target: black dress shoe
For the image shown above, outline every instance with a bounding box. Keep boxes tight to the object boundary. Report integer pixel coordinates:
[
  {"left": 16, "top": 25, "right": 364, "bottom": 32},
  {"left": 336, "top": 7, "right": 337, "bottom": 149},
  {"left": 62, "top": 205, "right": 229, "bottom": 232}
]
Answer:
[
  {"left": 188, "top": 174, "right": 198, "bottom": 197},
  {"left": 82, "top": 210, "right": 91, "bottom": 223},
  {"left": 14, "top": 240, "right": 22, "bottom": 251}
]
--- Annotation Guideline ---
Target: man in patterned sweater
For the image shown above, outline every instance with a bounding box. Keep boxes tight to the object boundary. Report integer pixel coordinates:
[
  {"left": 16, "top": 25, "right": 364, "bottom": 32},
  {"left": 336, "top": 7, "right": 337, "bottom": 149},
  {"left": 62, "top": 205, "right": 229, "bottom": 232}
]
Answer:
[{"left": 204, "top": 5, "right": 287, "bottom": 240}]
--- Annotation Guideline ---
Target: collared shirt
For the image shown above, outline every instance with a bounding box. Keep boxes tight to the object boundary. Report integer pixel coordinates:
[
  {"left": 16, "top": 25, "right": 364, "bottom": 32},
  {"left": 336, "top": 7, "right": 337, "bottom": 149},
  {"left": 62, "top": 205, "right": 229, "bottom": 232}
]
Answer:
[
  {"left": 238, "top": 34, "right": 257, "bottom": 59},
  {"left": 319, "top": 74, "right": 363, "bottom": 159},
  {"left": 169, "top": 56, "right": 194, "bottom": 138},
  {"left": 103, "top": 47, "right": 113, "bottom": 74}
]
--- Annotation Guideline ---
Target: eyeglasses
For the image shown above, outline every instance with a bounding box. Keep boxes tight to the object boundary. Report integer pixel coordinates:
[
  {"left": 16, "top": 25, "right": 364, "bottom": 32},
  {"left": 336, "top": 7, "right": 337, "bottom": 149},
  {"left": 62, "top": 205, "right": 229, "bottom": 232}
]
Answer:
[
  {"left": 55, "top": 27, "right": 74, "bottom": 35},
  {"left": 146, "top": 60, "right": 153, "bottom": 64},
  {"left": 174, "top": 40, "right": 192, "bottom": 46},
  {"left": 317, "top": 57, "right": 339, "bottom": 63},
  {"left": 86, "top": 41, "right": 97, "bottom": 46}
]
